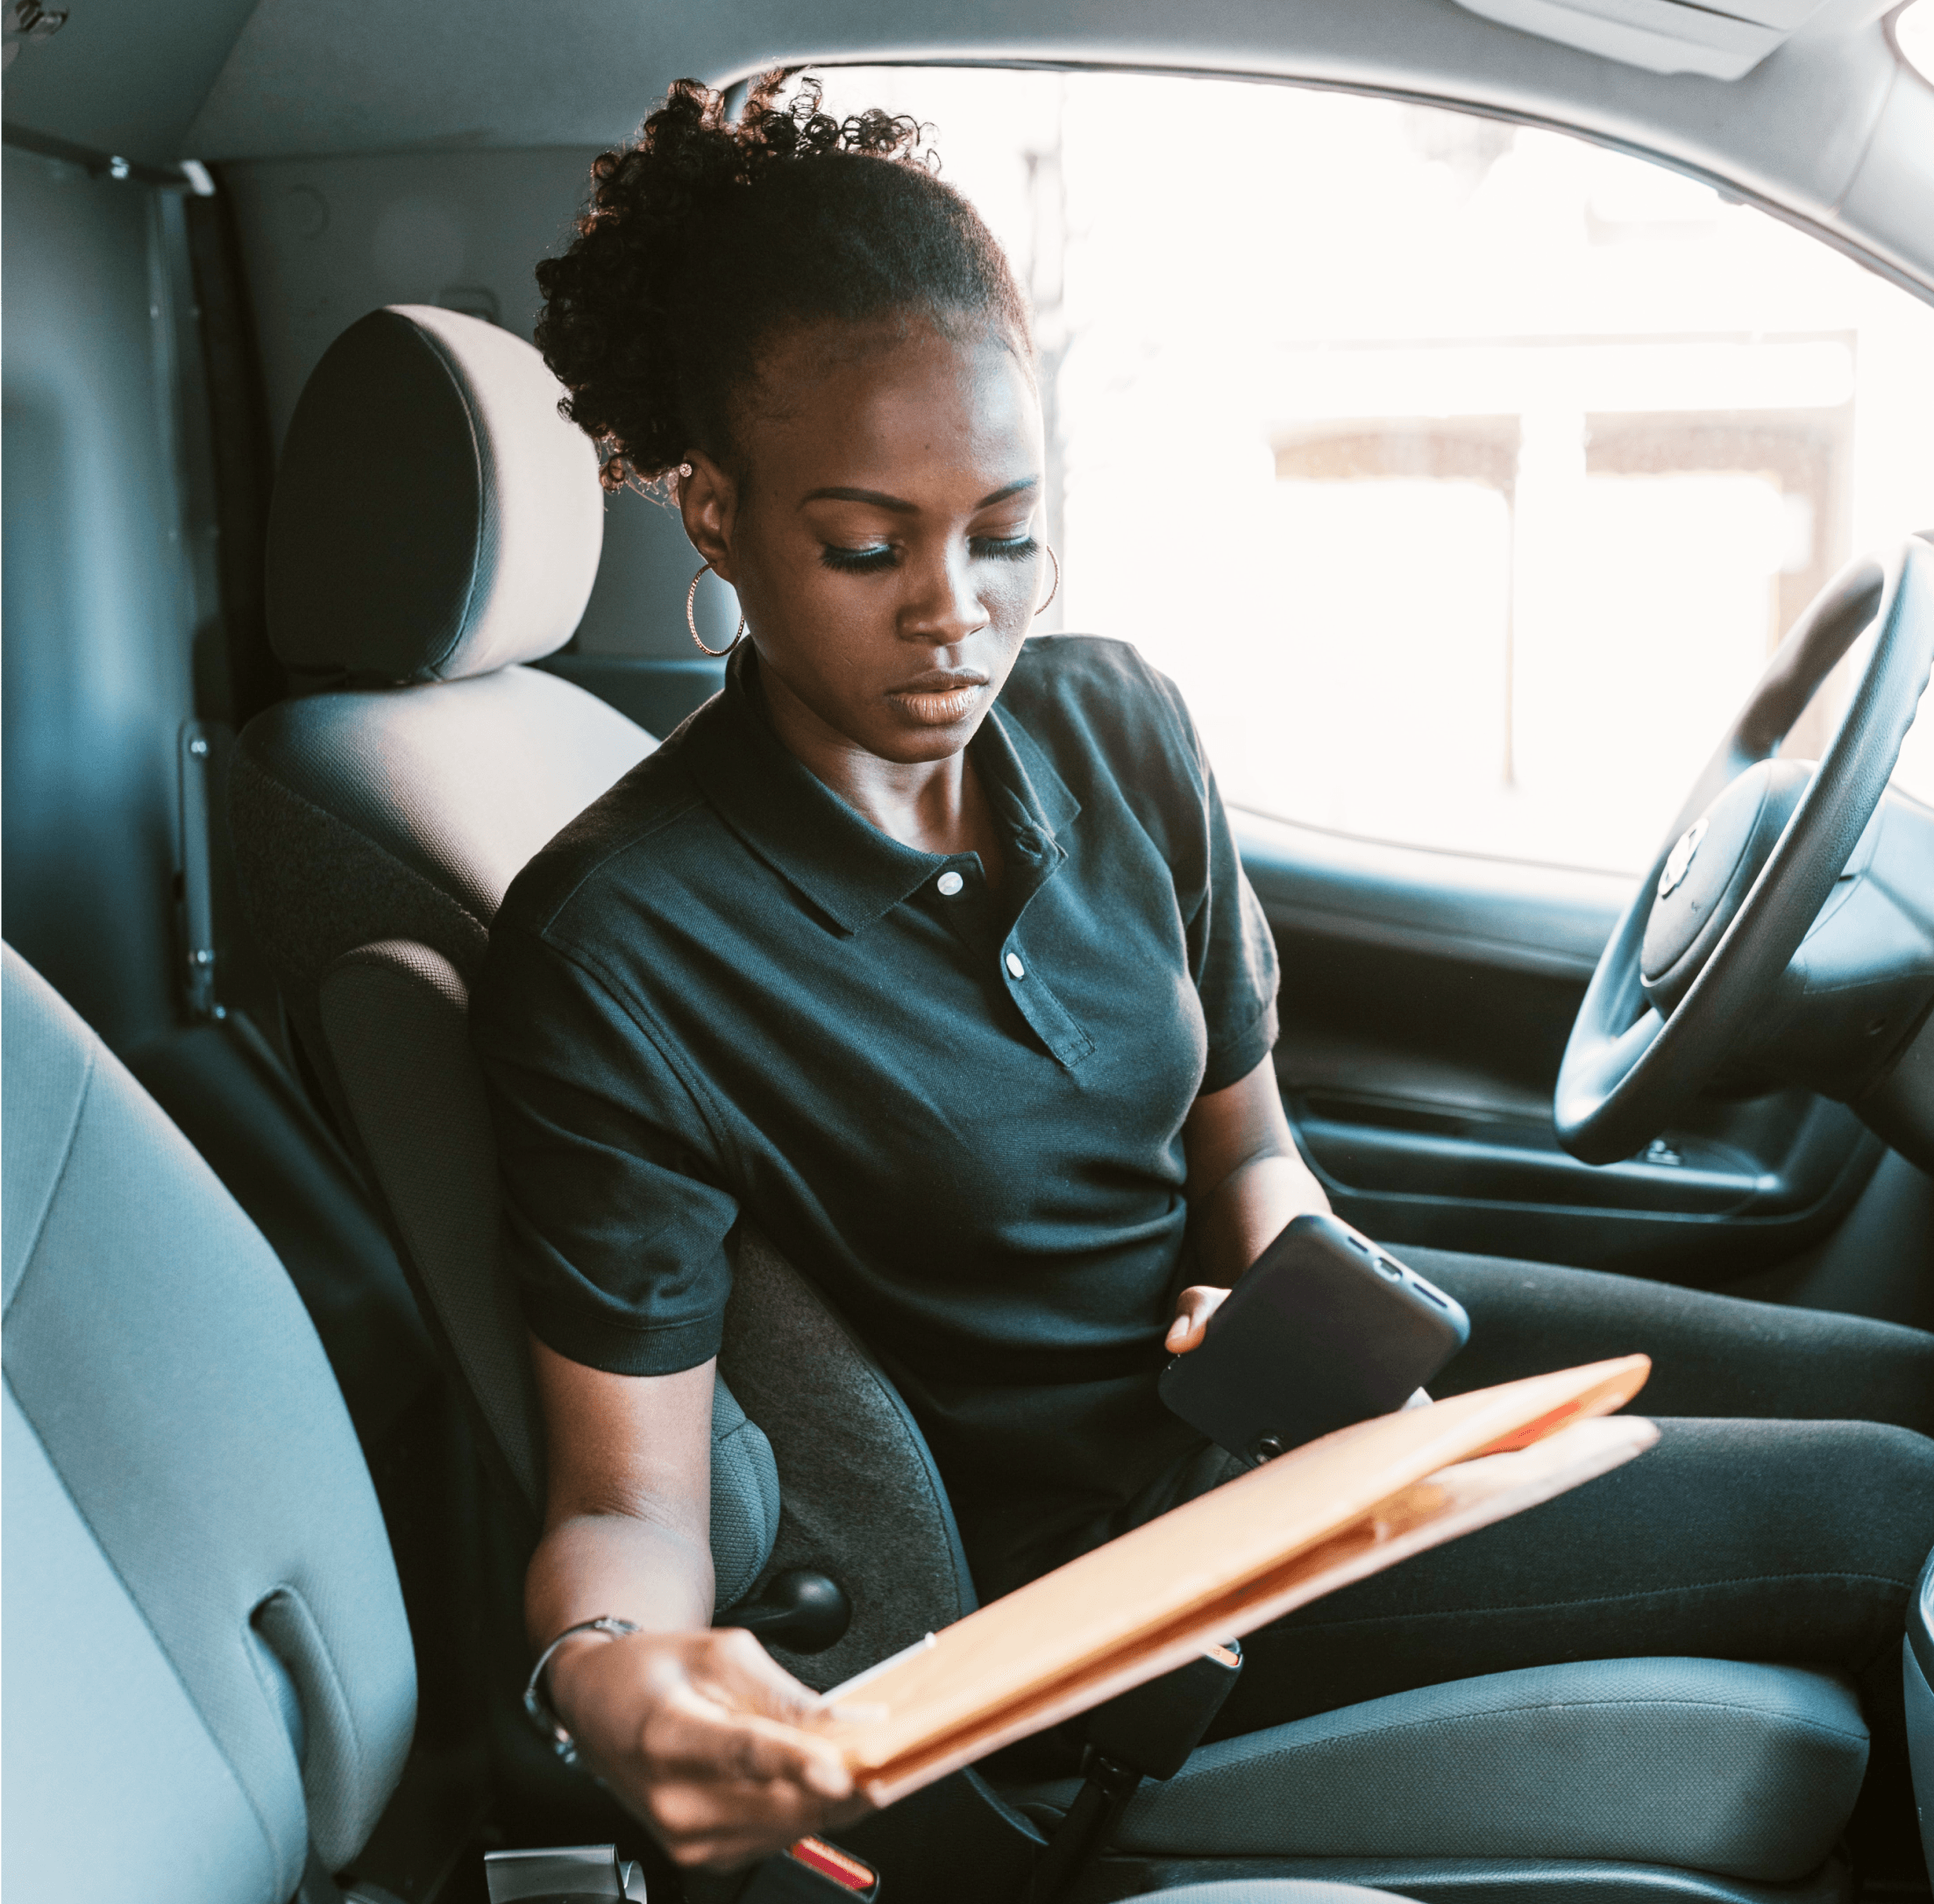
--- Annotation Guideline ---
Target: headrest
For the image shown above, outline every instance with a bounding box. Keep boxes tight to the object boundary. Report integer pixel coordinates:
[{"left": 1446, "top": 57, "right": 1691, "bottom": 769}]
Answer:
[{"left": 267, "top": 306, "right": 603, "bottom": 685}]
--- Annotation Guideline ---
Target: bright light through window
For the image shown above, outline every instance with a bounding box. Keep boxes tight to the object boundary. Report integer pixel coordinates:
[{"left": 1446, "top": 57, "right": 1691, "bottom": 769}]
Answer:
[{"left": 802, "top": 70, "right": 1934, "bottom": 874}]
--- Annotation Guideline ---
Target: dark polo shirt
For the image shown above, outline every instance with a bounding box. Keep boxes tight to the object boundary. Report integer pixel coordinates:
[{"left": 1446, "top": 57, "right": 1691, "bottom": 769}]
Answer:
[{"left": 473, "top": 635, "right": 1279, "bottom": 1595}]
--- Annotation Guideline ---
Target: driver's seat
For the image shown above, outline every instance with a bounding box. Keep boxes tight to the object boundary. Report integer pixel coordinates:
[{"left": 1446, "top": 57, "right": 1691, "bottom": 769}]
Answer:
[{"left": 230, "top": 305, "right": 1876, "bottom": 1902}]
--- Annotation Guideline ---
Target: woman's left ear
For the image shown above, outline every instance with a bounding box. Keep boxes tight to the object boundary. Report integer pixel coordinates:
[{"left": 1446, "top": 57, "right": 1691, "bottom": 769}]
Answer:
[{"left": 677, "top": 451, "right": 739, "bottom": 579}]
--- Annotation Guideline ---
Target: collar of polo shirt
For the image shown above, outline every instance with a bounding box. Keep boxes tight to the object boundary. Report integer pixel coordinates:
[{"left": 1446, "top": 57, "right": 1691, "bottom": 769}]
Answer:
[{"left": 683, "top": 643, "right": 1082, "bottom": 937}]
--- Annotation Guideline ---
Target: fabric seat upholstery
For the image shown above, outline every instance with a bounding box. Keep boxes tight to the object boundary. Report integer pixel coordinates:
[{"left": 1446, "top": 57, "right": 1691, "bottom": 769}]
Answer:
[
  {"left": 2, "top": 946, "right": 416, "bottom": 1902},
  {"left": 231, "top": 303, "right": 786, "bottom": 1590},
  {"left": 230, "top": 304, "right": 955, "bottom": 1622},
  {"left": 1010, "top": 1658, "right": 1866, "bottom": 1882}
]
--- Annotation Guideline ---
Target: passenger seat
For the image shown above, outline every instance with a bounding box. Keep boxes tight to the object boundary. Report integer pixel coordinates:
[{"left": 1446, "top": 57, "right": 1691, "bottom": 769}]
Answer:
[
  {"left": 2, "top": 946, "right": 416, "bottom": 1904},
  {"left": 0, "top": 937, "right": 1429, "bottom": 1904}
]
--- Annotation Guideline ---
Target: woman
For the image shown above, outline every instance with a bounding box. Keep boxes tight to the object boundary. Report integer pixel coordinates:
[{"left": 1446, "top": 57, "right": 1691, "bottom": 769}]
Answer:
[{"left": 473, "top": 77, "right": 1934, "bottom": 1875}]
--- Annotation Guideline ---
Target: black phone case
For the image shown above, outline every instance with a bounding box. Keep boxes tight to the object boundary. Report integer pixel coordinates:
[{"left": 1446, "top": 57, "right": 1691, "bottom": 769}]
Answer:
[{"left": 1157, "top": 1214, "right": 1470, "bottom": 1467}]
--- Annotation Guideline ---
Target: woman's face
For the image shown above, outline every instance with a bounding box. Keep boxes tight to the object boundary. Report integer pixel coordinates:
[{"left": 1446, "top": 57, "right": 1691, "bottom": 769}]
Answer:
[{"left": 679, "top": 315, "right": 1047, "bottom": 768}]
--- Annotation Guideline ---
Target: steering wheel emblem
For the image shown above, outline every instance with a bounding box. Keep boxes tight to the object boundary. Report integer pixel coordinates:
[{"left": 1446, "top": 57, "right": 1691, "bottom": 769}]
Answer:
[{"left": 1656, "top": 817, "right": 1709, "bottom": 900}]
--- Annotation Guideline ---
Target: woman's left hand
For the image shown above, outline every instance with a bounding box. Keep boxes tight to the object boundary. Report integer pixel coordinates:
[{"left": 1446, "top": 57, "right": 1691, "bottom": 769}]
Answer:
[
  {"left": 1165, "top": 1284, "right": 1230, "bottom": 1353},
  {"left": 1166, "top": 1287, "right": 1436, "bottom": 1417}
]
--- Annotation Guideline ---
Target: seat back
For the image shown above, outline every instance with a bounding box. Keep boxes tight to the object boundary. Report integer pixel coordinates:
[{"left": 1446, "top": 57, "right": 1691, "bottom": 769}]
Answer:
[
  {"left": 2, "top": 945, "right": 416, "bottom": 1902},
  {"left": 230, "top": 306, "right": 973, "bottom": 1658}
]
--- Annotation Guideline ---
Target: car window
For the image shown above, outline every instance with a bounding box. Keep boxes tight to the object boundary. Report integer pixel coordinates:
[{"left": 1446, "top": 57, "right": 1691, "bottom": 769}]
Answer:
[{"left": 805, "top": 68, "right": 1934, "bottom": 874}]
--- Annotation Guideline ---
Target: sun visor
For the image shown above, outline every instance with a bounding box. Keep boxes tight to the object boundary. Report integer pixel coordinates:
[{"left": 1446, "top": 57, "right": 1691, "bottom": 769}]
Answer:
[{"left": 1449, "top": 0, "right": 1829, "bottom": 78}]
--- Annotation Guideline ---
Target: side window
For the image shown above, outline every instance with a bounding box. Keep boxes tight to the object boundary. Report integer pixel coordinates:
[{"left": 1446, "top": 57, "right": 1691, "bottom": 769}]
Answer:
[{"left": 810, "top": 69, "right": 1934, "bottom": 872}]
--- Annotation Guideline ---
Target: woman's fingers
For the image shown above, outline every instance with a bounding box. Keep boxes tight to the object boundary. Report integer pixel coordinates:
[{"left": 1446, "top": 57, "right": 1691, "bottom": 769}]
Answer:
[
  {"left": 636, "top": 1724, "right": 855, "bottom": 1866},
  {"left": 700, "top": 1627, "right": 831, "bottom": 1723},
  {"left": 566, "top": 1630, "right": 864, "bottom": 1870},
  {"left": 648, "top": 1681, "right": 852, "bottom": 1798},
  {"left": 671, "top": 1779, "right": 872, "bottom": 1872},
  {"left": 1166, "top": 1282, "right": 1231, "bottom": 1353},
  {"left": 645, "top": 1765, "right": 846, "bottom": 1865}
]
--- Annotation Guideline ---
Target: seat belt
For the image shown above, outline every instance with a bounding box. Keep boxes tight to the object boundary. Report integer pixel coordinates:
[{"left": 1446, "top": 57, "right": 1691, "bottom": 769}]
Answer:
[{"left": 1027, "top": 1641, "right": 1244, "bottom": 1904}]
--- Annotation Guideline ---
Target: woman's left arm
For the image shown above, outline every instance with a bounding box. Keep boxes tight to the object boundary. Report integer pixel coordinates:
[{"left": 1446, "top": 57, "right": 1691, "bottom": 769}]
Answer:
[{"left": 1168, "top": 1055, "right": 1332, "bottom": 1353}]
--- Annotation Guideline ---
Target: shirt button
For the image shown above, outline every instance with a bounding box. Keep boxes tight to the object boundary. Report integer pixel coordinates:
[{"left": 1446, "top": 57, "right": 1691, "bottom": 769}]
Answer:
[
  {"left": 1005, "top": 952, "right": 1027, "bottom": 980},
  {"left": 936, "top": 870, "right": 964, "bottom": 897}
]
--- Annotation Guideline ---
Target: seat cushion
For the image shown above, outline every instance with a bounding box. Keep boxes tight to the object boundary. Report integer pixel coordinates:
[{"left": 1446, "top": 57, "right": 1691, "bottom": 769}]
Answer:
[
  {"left": 1, "top": 948, "right": 416, "bottom": 1890},
  {"left": 4, "top": 1390, "right": 294, "bottom": 1904},
  {"left": 1008, "top": 1658, "right": 1866, "bottom": 1882}
]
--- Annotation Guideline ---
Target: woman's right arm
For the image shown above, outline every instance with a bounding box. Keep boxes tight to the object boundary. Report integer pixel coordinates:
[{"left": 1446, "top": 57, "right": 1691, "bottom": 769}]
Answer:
[{"left": 526, "top": 1337, "right": 863, "bottom": 1871}]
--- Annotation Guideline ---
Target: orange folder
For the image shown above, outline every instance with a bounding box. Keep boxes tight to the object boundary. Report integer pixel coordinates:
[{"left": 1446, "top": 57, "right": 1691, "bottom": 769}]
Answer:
[{"left": 810, "top": 1356, "right": 1655, "bottom": 1806}]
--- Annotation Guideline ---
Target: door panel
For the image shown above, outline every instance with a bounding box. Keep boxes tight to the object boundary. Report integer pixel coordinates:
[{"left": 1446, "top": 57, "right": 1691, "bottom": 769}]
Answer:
[{"left": 1238, "top": 809, "right": 1882, "bottom": 1282}]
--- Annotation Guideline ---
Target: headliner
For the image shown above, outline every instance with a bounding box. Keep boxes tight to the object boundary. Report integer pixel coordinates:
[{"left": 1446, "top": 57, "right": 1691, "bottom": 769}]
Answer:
[{"left": 4, "top": 0, "right": 1930, "bottom": 291}]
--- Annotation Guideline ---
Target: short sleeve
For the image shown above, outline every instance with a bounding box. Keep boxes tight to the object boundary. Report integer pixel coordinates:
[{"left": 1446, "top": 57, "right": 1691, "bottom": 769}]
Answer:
[
  {"left": 1162, "top": 682, "right": 1280, "bottom": 1095},
  {"left": 471, "top": 918, "right": 738, "bottom": 1375}
]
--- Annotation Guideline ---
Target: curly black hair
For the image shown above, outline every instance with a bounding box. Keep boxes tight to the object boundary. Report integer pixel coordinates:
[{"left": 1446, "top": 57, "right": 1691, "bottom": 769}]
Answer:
[{"left": 535, "top": 74, "right": 1034, "bottom": 493}]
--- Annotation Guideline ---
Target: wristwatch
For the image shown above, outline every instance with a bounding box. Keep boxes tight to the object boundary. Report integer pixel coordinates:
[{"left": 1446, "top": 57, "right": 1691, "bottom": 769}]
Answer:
[{"left": 523, "top": 1615, "right": 642, "bottom": 1770}]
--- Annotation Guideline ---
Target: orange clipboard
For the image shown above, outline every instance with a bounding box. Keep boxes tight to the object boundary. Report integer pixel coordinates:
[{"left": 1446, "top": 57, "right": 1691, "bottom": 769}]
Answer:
[{"left": 809, "top": 1355, "right": 1655, "bottom": 1806}]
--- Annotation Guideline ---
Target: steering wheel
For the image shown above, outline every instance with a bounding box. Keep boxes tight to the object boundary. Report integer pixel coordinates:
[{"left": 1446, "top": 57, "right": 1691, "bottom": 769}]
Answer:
[{"left": 1554, "top": 536, "right": 1934, "bottom": 1167}]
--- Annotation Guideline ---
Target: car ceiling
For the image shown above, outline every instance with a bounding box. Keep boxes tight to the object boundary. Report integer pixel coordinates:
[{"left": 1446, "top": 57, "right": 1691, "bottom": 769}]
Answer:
[{"left": 4, "top": 0, "right": 1930, "bottom": 292}]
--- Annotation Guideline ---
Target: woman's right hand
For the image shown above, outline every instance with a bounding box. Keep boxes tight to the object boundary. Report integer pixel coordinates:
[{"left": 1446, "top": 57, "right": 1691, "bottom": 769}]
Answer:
[{"left": 548, "top": 1624, "right": 866, "bottom": 1871}]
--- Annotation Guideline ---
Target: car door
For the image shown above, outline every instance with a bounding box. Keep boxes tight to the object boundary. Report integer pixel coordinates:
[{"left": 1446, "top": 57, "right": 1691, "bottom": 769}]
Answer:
[{"left": 1245, "top": 807, "right": 1883, "bottom": 1283}]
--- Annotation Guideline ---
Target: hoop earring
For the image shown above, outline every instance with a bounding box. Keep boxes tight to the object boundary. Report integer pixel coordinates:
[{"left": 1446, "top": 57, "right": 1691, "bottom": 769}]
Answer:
[
  {"left": 1035, "top": 544, "right": 1061, "bottom": 620},
  {"left": 686, "top": 563, "right": 747, "bottom": 657}
]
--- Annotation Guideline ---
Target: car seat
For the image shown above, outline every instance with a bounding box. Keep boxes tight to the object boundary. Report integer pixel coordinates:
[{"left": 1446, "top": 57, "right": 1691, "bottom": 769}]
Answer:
[
  {"left": 227, "top": 305, "right": 1875, "bottom": 1904},
  {"left": 2, "top": 945, "right": 416, "bottom": 1903},
  {"left": 0, "top": 943, "right": 1435, "bottom": 1904}
]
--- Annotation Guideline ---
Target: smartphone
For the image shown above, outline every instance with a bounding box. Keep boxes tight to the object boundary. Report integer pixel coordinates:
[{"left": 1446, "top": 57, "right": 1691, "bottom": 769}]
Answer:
[{"left": 1157, "top": 1214, "right": 1470, "bottom": 1467}]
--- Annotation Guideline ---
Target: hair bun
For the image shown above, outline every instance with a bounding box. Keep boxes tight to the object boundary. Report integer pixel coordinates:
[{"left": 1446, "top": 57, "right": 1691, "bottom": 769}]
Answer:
[{"left": 535, "top": 73, "right": 1030, "bottom": 492}]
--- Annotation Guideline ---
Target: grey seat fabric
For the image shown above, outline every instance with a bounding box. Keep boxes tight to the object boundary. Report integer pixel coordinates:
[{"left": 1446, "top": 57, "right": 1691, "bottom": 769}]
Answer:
[
  {"left": 234, "top": 664, "right": 655, "bottom": 1140},
  {"left": 231, "top": 303, "right": 906, "bottom": 1613},
  {"left": 2, "top": 946, "right": 416, "bottom": 1901},
  {"left": 1010, "top": 1657, "right": 1866, "bottom": 1883},
  {"left": 723, "top": 1229, "right": 978, "bottom": 1689},
  {"left": 232, "top": 302, "right": 786, "bottom": 1591},
  {"left": 267, "top": 304, "right": 604, "bottom": 687},
  {"left": 316, "top": 934, "right": 779, "bottom": 1605},
  {"left": 233, "top": 302, "right": 643, "bottom": 1147}
]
